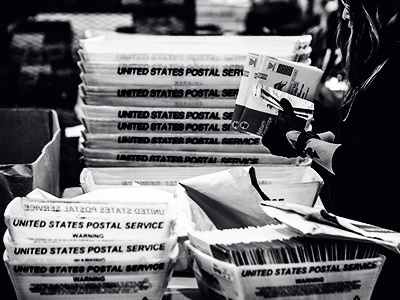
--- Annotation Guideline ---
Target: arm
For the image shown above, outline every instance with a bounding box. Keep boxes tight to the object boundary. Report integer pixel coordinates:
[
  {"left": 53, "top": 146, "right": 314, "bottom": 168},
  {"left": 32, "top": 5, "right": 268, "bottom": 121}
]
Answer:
[{"left": 286, "top": 130, "right": 340, "bottom": 174}]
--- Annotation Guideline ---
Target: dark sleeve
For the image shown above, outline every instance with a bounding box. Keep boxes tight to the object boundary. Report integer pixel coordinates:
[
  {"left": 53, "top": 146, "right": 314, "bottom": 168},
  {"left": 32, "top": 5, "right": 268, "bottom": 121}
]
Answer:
[
  {"left": 331, "top": 58, "right": 400, "bottom": 177},
  {"left": 331, "top": 144, "right": 351, "bottom": 175},
  {"left": 330, "top": 113, "right": 387, "bottom": 177},
  {"left": 331, "top": 112, "right": 396, "bottom": 177}
]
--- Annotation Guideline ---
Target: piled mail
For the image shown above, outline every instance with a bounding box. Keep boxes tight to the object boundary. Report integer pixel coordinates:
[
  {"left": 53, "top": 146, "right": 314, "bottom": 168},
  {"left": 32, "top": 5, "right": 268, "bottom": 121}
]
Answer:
[
  {"left": 231, "top": 53, "right": 323, "bottom": 136},
  {"left": 77, "top": 32, "right": 316, "bottom": 168},
  {"left": 185, "top": 205, "right": 393, "bottom": 300},
  {"left": 3, "top": 188, "right": 179, "bottom": 300}
]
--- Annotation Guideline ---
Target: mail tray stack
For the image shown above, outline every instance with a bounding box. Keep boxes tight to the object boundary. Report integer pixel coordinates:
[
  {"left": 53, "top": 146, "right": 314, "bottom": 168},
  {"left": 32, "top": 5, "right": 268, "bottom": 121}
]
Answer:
[
  {"left": 77, "top": 33, "right": 314, "bottom": 168},
  {"left": 3, "top": 188, "right": 179, "bottom": 300}
]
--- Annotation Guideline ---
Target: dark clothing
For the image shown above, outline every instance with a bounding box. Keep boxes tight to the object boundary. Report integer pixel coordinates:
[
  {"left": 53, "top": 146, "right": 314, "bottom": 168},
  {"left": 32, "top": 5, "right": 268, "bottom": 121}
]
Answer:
[
  {"left": 325, "top": 51, "right": 400, "bottom": 298},
  {"left": 328, "top": 52, "right": 400, "bottom": 231}
]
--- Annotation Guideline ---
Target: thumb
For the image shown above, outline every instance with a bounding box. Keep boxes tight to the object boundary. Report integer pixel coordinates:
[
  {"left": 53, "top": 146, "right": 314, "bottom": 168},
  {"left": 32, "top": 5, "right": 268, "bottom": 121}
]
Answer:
[
  {"left": 280, "top": 98, "right": 294, "bottom": 113},
  {"left": 318, "top": 131, "right": 335, "bottom": 142}
]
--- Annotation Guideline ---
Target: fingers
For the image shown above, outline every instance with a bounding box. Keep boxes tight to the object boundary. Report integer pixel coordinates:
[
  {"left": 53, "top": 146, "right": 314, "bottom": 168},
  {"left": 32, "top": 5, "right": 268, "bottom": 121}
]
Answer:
[
  {"left": 280, "top": 98, "right": 293, "bottom": 112},
  {"left": 318, "top": 131, "right": 335, "bottom": 142}
]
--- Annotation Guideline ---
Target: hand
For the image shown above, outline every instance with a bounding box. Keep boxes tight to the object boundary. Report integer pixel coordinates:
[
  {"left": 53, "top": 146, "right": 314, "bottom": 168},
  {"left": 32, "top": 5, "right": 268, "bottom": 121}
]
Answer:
[
  {"left": 276, "top": 98, "right": 307, "bottom": 133},
  {"left": 286, "top": 130, "right": 334, "bottom": 148},
  {"left": 262, "top": 98, "right": 306, "bottom": 158}
]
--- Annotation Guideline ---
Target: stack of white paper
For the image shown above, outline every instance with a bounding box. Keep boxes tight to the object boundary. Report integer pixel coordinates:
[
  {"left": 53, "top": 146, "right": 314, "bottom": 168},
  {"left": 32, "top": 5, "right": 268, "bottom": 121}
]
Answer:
[
  {"left": 3, "top": 188, "right": 179, "bottom": 300},
  {"left": 78, "top": 33, "right": 314, "bottom": 168}
]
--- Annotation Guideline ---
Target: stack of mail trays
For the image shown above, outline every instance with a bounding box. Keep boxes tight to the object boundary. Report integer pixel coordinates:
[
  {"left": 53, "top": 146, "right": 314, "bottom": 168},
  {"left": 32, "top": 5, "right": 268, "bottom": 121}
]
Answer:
[
  {"left": 78, "top": 33, "right": 318, "bottom": 169},
  {"left": 3, "top": 188, "right": 179, "bottom": 300}
]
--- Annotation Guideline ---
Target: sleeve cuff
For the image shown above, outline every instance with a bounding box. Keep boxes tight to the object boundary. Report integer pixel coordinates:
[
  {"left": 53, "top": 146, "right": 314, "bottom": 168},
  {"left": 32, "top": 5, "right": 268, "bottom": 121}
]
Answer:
[{"left": 331, "top": 144, "right": 348, "bottom": 175}]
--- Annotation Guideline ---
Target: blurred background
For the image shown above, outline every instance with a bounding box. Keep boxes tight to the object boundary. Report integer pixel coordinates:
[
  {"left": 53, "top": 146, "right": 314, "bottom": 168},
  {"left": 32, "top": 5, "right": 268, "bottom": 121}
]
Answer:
[{"left": 0, "top": 0, "right": 345, "bottom": 193}]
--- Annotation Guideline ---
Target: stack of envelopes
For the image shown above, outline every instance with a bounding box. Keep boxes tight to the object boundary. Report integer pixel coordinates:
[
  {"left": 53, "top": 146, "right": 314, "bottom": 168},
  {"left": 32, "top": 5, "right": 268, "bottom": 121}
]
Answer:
[
  {"left": 186, "top": 223, "right": 385, "bottom": 300},
  {"left": 231, "top": 52, "right": 323, "bottom": 136}
]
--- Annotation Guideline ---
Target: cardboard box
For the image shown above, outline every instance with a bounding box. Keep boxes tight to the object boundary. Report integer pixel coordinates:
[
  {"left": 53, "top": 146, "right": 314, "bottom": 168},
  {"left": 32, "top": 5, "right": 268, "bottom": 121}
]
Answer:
[
  {"left": 0, "top": 108, "right": 60, "bottom": 202},
  {"left": 0, "top": 108, "right": 60, "bottom": 300}
]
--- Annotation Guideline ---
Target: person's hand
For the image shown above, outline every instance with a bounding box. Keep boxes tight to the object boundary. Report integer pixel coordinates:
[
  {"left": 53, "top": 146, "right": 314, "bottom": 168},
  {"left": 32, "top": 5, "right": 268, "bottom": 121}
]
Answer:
[
  {"left": 261, "top": 98, "right": 306, "bottom": 158},
  {"left": 276, "top": 98, "right": 306, "bottom": 133}
]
